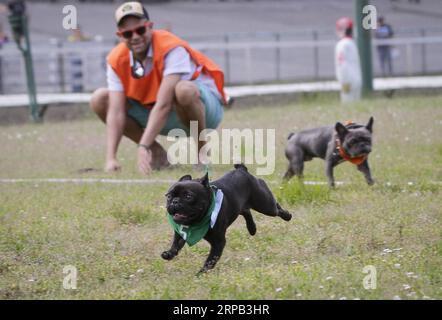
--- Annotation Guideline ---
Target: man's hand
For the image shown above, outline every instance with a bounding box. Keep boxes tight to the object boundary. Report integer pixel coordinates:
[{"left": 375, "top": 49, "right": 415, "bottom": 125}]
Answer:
[
  {"left": 105, "top": 158, "right": 122, "bottom": 172},
  {"left": 137, "top": 146, "right": 153, "bottom": 175}
]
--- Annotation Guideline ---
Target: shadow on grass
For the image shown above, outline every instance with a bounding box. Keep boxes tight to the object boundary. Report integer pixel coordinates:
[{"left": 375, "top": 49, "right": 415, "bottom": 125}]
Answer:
[
  {"left": 275, "top": 180, "right": 332, "bottom": 207},
  {"left": 108, "top": 206, "right": 159, "bottom": 225}
]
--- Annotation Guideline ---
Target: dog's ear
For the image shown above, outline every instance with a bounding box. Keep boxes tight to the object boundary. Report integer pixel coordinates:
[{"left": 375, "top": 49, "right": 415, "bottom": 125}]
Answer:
[
  {"left": 199, "top": 172, "right": 209, "bottom": 188},
  {"left": 335, "top": 122, "right": 348, "bottom": 140},
  {"left": 178, "top": 174, "right": 192, "bottom": 182},
  {"left": 366, "top": 116, "right": 374, "bottom": 133}
]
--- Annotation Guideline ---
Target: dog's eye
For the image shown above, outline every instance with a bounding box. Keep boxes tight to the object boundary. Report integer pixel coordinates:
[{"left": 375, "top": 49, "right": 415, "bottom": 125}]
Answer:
[
  {"left": 185, "top": 193, "right": 193, "bottom": 200},
  {"left": 165, "top": 194, "right": 172, "bottom": 200}
]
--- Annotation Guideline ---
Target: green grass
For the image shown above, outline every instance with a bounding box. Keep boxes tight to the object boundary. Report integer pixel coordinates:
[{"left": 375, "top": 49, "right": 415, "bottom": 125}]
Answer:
[{"left": 0, "top": 93, "right": 441, "bottom": 299}]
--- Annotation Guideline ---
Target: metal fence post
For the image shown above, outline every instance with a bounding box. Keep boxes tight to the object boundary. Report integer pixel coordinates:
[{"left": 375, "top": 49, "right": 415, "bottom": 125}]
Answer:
[
  {"left": 355, "top": 0, "right": 374, "bottom": 97},
  {"left": 406, "top": 43, "right": 413, "bottom": 76},
  {"left": 421, "top": 29, "right": 427, "bottom": 74},
  {"left": 245, "top": 46, "right": 253, "bottom": 84},
  {"left": 224, "top": 34, "right": 230, "bottom": 84},
  {"left": 0, "top": 56, "right": 3, "bottom": 94},
  {"left": 275, "top": 32, "right": 280, "bottom": 81},
  {"left": 57, "top": 40, "right": 65, "bottom": 93},
  {"left": 313, "top": 30, "right": 319, "bottom": 80},
  {"left": 9, "top": 12, "right": 41, "bottom": 121}
]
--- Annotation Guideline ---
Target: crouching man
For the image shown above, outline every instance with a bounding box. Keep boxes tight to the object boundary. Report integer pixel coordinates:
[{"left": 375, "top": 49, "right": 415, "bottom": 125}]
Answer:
[{"left": 90, "top": 2, "right": 227, "bottom": 174}]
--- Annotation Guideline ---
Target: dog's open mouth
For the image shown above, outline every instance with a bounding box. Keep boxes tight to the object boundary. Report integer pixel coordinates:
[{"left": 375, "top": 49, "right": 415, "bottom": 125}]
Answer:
[{"left": 173, "top": 213, "right": 187, "bottom": 221}]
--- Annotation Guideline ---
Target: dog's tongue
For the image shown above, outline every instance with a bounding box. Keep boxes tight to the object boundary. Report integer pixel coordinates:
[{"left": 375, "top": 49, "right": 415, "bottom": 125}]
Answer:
[{"left": 173, "top": 213, "right": 186, "bottom": 219}]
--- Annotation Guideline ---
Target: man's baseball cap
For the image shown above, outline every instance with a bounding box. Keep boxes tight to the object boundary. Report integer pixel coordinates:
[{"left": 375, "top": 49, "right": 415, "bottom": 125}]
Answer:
[{"left": 115, "top": 2, "right": 149, "bottom": 26}]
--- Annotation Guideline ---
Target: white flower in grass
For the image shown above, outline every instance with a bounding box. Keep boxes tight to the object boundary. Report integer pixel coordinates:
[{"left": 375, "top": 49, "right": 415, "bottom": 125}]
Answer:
[
  {"left": 275, "top": 287, "right": 283, "bottom": 293},
  {"left": 339, "top": 297, "right": 347, "bottom": 300},
  {"left": 403, "top": 284, "right": 411, "bottom": 290},
  {"left": 326, "top": 276, "right": 333, "bottom": 281},
  {"left": 291, "top": 260, "right": 298, "bottom": 264},
  {"left": 393, "top": 295, "right": 401, "bottom": 300},
  {"left": 137, "top": 269, "right": 144, "bottom": 273},
  {"left": 407, "top": 182, "right": 414, "bottom": 186},
  {"left": 28, "top": 278, "right": 36, "bottom": 282},
  {"left": 394, "top": 263, "right": 401, "bottom": 269},
  {"left": 296, "top": 293, "right": 302, "bottom": 297},
  {"left": 393, "top": 248, "right": 402, "bottom": 251},
  {"left": 319, "top": 285, "right": 324, "bottom": 289},
  {"left": 129, "top": 274, "right": 135, "bottom": 279},
  {"left": 406, "top": 272, "right": 414, "bottom": 277},
  {"left": 383, "top": 248, "right": 393, "bottom": 253},
  {"left": 353, "top": 298, "right": 360, "bottom": 300}
]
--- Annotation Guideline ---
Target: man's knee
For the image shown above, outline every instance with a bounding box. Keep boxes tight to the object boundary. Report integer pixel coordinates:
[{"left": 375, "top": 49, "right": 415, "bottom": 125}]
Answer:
[
  {"left": 175, "top": 81, "right": 200, "bottom": 107},
  {"left": 90, "top": 87, "right": 109, "bottom": 114}
]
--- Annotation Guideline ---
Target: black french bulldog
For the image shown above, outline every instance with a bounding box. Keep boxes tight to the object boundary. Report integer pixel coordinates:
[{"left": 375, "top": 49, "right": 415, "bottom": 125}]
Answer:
[
  {"left": 284, "top": 117, "right": 374, "bottom": 187},
  {"left": 162, "top": 164, "right": 292, "bottom": 274}
]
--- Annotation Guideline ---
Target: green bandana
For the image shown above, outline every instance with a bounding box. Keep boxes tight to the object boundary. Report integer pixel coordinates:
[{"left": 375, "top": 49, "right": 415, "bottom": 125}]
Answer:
[{"left": 167, "top": 187, "right": 218, "bottom": 246}]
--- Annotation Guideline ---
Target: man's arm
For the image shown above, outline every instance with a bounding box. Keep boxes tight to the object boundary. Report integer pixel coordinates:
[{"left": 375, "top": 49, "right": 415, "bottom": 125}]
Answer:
[
  {"left": 105, "top": 90, "right": 127, "bottom": 171},
  {"left": 137, "top": 74, "right": 181, "bottom": 174}
]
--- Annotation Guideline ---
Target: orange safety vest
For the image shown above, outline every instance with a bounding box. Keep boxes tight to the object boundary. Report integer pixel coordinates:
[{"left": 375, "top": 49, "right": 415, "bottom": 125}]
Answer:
[{"left": 107, "top": 30, "right": 226, "bottom": 106}]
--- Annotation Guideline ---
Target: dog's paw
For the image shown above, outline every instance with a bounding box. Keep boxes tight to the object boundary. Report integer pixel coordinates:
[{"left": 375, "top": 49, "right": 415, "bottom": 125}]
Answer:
[
  {"left": 248, "top": 224, "right": 257, "bottom": 236},
  {"left": 161, "top": 250, "right": 175, "bottom": 260},
  {"left": 367, "top": 179, "right": 375, "bottom": 186},
  {"left": 246, "top": 221, "right": 257, "bottom": 236},
  {"left": 277, "top": 203, "right": 292, "bottom": 222},
  {"left": 196, "top": 268, "right": 208, "bottom": 276},
  {"left": 279, "top": 211, "right": 292, "bottom": 222}
]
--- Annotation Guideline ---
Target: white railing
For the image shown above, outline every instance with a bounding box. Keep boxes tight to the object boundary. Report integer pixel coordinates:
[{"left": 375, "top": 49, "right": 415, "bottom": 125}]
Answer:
[{"left": 0, "top": 36, "right": 441, "bottom": 94}]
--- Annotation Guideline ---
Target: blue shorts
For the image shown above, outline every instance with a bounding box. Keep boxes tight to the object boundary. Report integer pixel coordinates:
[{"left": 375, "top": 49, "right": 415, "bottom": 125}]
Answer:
[{"left": 127, "top": 82, "right": 224, "bottom": 136}]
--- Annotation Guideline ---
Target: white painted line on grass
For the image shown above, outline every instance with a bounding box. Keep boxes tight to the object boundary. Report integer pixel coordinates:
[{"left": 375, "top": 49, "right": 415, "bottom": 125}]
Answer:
[
  {"left": 0, "top": 178, "right": 336, "bottom": 185},
  {"left": 0, "top": 178, "right": 176, "bottom": 184},
  {"left": 0, "top": 178, "right": 440, "bottom": 186}
]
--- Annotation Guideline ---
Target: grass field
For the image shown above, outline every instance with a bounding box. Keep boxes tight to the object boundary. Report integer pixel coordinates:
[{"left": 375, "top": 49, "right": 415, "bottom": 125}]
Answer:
[{"left": 0, "top": 93, "right": 441, "bottom": 300}]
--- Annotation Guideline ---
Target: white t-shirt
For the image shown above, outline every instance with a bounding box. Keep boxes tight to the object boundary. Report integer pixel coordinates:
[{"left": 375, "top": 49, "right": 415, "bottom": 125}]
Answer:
[
  {"left": 107, "top": 46, "right": 221, "bottom": 99},
  {"left": 335, "top": 37, "right": 362, "bottom": 86}
]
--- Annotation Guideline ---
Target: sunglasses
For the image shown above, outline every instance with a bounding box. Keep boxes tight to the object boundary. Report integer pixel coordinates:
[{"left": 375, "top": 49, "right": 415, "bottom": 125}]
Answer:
[{"left": 117, "top": 22, "right": 149, "bottom": 39}]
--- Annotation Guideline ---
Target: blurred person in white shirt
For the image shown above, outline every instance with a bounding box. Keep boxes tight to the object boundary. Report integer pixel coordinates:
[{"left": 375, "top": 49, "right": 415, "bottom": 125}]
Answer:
[{"left": 335, "top": 17, "right": 362, "bottom": 103}]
